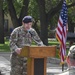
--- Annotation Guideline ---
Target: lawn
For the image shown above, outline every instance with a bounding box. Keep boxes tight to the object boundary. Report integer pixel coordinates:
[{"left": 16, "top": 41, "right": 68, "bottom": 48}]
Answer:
[
  {"left": 0, "top": 39, "right": 10, "bottom": 52},
  {"left": 0, "top": 38, "right": 59, "bottom": 51},
  {"left": 0, "top": 38, "right": 70, "bottom": 58}
]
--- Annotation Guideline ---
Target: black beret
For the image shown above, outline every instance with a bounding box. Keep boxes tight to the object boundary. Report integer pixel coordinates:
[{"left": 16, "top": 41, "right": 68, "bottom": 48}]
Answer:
[{"left": 22, "top": 16, "right": 33, "bottom": 23}]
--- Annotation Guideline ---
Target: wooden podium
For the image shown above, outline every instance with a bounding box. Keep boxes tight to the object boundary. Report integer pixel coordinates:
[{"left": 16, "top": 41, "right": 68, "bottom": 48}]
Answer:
[{"left": 19, "top": 46, "right": 56, "bottom": 75}]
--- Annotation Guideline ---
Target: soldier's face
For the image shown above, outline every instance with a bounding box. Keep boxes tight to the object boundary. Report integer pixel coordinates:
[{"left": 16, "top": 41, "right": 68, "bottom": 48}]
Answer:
[{"left": 23, "top": 22, "right": 32, "bottom": 31}]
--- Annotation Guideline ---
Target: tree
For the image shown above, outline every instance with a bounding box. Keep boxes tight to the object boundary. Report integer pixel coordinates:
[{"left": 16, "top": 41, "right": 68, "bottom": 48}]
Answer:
[
  {"left": 68, "top": 1, "right": 75, "bottom": 32},
  {"left": 6, "top": 0, "right": 29, "bottom": 28},
  {"left": 28, "top": 0, "right": 40, "bottom": 34},
  {"left": 36, "top": 0, "right": 75, "bottom": 45},
  {"left": 4, "top": 0, "right": 75, "bottom": 45},
  {"left": 0, "top": 0, "right": 4, "bottom": 44},
  {"left": 36, "top": 0, "right": 63, "bottom": 45}
]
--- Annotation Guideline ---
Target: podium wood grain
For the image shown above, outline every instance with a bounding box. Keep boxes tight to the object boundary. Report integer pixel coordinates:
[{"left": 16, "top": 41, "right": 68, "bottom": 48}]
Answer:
[
  {"left": 18, "top": 46, "right": 56, "bottom": 75},
  {"left": 19, "top": 46, "right": 56, "bottom": 57}
]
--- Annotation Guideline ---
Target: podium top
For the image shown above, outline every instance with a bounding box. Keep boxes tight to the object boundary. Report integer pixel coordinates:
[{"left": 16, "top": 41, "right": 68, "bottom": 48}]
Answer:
[{"left": 19, "top": 46, "right": 56, "bottom": 58}]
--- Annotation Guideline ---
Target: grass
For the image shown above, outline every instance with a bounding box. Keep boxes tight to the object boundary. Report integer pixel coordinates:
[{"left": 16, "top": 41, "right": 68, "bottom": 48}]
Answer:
[
  {"left": 0, "top": 39, "right": 10, "bottom": 52},
  {"left": 0, "top": 38, "right": 69, "bottom": 58},
  {"left": 0, "top": 38, "right": 69, "bottom": 51}
]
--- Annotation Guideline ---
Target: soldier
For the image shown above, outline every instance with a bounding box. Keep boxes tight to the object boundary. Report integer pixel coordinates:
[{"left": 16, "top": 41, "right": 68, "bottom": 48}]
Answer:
[
  {"left": 58, "top": 45, "right": 75, "bottom": 75},
  {"left": 9, "top": 16, "right": 44, "bottom": 75},
  {"left": 66, "top": 45, "right": 75, "bottom": 68}
]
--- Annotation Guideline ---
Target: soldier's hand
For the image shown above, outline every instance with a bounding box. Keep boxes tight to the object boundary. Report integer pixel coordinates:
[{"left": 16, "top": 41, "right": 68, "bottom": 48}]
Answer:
[{"left": 15, "top": 48, "right": 22, "bottom": 54}]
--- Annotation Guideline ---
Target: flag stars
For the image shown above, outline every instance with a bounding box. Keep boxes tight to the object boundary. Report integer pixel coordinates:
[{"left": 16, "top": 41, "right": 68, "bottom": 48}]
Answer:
[{"left": 60, "top": 1, "right": 68, "bottom": 26}]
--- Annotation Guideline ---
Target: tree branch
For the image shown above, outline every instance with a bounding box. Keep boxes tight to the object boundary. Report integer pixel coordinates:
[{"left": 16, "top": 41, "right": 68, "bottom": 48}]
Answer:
[
  {"left": 47, "top": 0, "right": 63, "bottom": 23},
  {"left": 19, "top": 0, "right": 29, "bottom": 22},
  {"left": 67, "top": 2, "right": 75, "bottom": 8},
  {"left": 47, "top": 1, "right": 75, "bottom": 23},
  {"left": 6, "top": 0, "right": 19, "bottom": 27}
]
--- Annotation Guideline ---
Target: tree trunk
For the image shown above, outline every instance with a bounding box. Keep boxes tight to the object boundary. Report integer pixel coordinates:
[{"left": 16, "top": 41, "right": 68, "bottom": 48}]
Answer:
[
  {"left": 36, "top": 0, "right": 48, "bottom": 45},
  {"left": 19, "top": 0, "right": 29, "bottom": 26},
  {"left": 0, "top": 0, "right": 4, "bottom": 44},
  {"left": 7, "top": 0, "right": 19, "bottom": 28}
]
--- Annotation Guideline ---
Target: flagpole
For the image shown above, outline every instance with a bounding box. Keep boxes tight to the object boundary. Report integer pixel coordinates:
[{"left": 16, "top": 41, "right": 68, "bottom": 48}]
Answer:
[
  {"left": 56, "top": 0, "right": 68, "bottom": 72},
  {"left": 62, "top": 63, "right": 64, "bottom": 71}
]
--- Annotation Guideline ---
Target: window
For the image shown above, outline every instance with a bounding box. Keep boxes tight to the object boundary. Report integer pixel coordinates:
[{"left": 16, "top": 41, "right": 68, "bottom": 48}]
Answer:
[{"left": 4, "top": 19, "right": 8, "bottom": 32}]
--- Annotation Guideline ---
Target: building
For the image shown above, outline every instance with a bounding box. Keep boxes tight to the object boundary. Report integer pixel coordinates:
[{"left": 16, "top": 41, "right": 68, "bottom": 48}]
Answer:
[{"left": 4, "top": 14, "right": 14, "bottom": 36}]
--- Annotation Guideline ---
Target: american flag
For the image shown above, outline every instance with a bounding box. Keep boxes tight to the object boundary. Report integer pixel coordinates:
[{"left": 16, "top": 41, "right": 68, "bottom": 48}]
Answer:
[{"left": 56, "top": 0, "right": 68, "bottom": 64}]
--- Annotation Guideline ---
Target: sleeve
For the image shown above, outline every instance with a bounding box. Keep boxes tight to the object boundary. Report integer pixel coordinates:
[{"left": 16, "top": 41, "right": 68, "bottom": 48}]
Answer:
[
  {"left": 31, "top": 29, "right": 44, "bottom": 46},
  {"left": 9, "top": 29, "right": 18, "bottom": 53}
]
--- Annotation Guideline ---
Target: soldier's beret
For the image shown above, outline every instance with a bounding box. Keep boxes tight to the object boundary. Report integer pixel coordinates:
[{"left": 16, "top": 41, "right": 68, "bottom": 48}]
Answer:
[{"left": 22, "top": 16, "right": 33, "bottom": 23}]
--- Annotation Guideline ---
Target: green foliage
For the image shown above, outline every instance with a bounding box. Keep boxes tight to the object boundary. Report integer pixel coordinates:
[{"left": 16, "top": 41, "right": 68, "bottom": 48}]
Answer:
[
  {"left": 45, "top": 0, "right": 61, "bottom": 13},
  {"left": 28, "top": 0, "right": 39, "bottom": 20},
  {"left": 3, "top": 0, "right": 23, "bottom": 16},
  {"left": 3, "top": 0, "right": 8, "bottom": 15},
  {"left": 13, "top": 0, "right": 23, "bottom": 16},
  {"left": 68, "top": 7, "right": 75, "bottom": 23}
]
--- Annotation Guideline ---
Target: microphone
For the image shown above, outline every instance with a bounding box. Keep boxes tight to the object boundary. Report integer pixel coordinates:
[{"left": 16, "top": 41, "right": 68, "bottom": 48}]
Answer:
[{"left": 27, "top": 29, "right": 33, "bottom": 37}]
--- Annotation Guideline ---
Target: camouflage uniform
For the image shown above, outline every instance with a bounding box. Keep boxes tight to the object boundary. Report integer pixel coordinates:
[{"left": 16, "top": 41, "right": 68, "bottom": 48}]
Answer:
[{"left": 9, "top": 25, "right": 44, "bottom": 75}]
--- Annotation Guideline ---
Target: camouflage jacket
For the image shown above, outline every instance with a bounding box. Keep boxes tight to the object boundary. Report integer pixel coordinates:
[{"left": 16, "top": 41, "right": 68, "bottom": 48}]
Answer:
[{"left": 9, "top": 25, "right": 44, "bottom": 53}]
